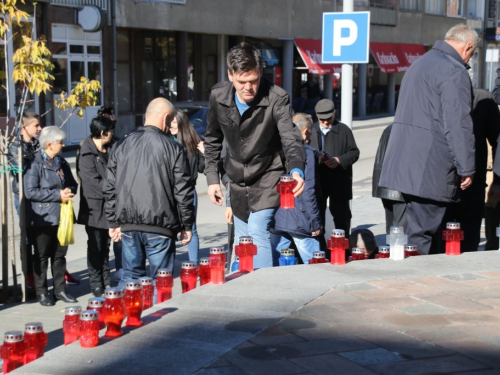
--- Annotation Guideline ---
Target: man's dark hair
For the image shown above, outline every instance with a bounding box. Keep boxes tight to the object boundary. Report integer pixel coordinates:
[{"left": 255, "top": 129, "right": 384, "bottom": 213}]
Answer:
[
  {"left": 90, "top": 116, "right": 115, "bottom": 139},
  {"left": 227, "top": 42, "right": 262, "bottom": 74},
  {"left": 22, "top": 112, "right": 40, "bottom": 126},
  {"left": 97, "top": 105, "right": 114, "bottom": 117}
]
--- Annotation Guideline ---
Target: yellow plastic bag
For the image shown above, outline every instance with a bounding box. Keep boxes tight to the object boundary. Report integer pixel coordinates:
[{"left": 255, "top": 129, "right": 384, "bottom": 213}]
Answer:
[{"left": 57, "top": 201, "right": 75, "bottom": 246}]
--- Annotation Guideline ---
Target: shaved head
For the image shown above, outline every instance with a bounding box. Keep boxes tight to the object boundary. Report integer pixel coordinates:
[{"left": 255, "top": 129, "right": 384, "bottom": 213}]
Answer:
[{"left": 144, "top": 98, "right": 175, "bottom": 132}]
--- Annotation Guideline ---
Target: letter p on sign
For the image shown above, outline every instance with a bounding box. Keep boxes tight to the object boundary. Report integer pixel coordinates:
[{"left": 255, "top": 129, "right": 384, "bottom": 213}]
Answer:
[
  {"left": 322, "top": 12, "right": 370, "bottom": 64},
  {"left": 333, "top": 20, "right": 357, "bottom": 56}
]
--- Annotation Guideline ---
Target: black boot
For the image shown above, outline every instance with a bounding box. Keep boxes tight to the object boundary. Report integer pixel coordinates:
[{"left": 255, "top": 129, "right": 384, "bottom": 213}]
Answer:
[
  {"left": 37, "top": 294, "right": 54, "bottom": 307},
  {"left": 54, "top": 291, "right": 77, "bottom": 303}
]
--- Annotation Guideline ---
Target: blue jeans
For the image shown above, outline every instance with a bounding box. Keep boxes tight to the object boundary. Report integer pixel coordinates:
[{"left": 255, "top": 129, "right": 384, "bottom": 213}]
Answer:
[
  {"left": 270, "top": 231, "right": 320, "bottom": 266},
  {"left": 187, "top": 190, "right": 199, "bottom": 263},
  {"left": 233, "top": 208, "right": 277, "bottom": 269},
  {"left": 121, "top": 231, "right": 175, "bottom": 281}
]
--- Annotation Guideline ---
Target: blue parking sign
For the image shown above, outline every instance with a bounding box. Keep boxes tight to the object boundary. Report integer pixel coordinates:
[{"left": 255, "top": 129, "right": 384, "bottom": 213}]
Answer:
[{"left": 322, "top": 12, "right": 370, "bottom": 64}]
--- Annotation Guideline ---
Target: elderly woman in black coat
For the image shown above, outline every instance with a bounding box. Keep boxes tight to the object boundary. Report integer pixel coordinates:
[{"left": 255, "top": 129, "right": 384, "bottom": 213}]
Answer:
[
  {"left": 77, "top": 116, "right": 115, "bottom": 297},
  {"left": 24, "top": 126, "right": 78, "bottom": 306}
]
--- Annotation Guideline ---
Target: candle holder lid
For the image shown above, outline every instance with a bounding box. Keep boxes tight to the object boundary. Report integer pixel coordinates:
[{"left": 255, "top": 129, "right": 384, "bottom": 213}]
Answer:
[
  {"left": 80, "top": 310, "right": 99, "bottom": 321},
  {"left": 65, "top": 306, "right": 82, "bottom": 316},
  {"left": 157, "top": 269, "right": 172, "bottom": 277},
  {"left": 352, "top": 247, "right": 364, "bottom": 254},
  {"left": 331, "top": 229, "right": 345, "bottom": 238},
  {"left": 379, "top": 246, "right": 390, "bottom": 254},
  {"left": 88, "top": 297, "right": 105, "bottom": 308},
  {"left": 181, "top": 261, "right": 197, "bottom": 269},
  {"left": 210, "top": 246, "right": 225, "bottom": 254},
  {"left": 239, "top": 236, "right": 253, "bottom": 244},
  {"left": 312, "top": 251, "right": 326, "bottom": 259},
  {"left": 139, "top": 277, "right": 153, "bottom": 286},
  {"left": 125, "top": 279, "right": 143, "bottom": 290},
  {"left": 404, "top": 244, "right": 418, "bottom": 251},
  {"left": 199, "top": 257, "right": 209, "bottom": 266},
  {"left": 25, "top": 322, "right": 44, "bottom": 333},
  {"left": 234, "top": 256, "right": 240, "bottom": 261},
  {"left": 4, "top": 331, "right": 23, "bottom": 343},
  {"left": 280, "top": 174, "right": 294, "bottom": 182},
  {"left": 280, "top": 248, "right": 295, "bottom": 256},
  {"left": 446, "top": 222, "right": 461, "bottom": 229},
  {"left": 390, "top": 226, "right": 405, "bottom": 234},
  {"left": 104, "top": 287, "right": 125, "bottom": 299}
]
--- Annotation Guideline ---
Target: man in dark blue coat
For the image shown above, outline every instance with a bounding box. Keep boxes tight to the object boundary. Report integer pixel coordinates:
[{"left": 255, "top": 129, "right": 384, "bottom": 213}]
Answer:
[{"left": 379, "top": 24, "right": 476, "bottom": 255}]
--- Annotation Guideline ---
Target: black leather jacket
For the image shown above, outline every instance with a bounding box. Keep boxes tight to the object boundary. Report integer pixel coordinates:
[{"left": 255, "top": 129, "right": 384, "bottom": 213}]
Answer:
[{"left": 7, "top": 136, "right": 40, "bottom": 196}]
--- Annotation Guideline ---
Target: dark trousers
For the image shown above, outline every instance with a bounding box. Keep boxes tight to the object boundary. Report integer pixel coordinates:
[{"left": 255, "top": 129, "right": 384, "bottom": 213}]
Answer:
[
  {"left": 29, "top": 226, "right": 67, "bottom": 296},
  {"left": 404, "top": 194, "right": 453, "bottom": 255},
  {"left": 382, "top": 199, "right": 408, "bottom": 234},
  {"left": 452, "top": 192, "right": 484, "bottom": 252},
  {"left": 14, "top": 196, "right": 33, "bottom": 274},
  {"left": 319, "top": 196, "right": 351, "bottom": 233},
  {"left": 226, "top": 223, "right": 234, "bottom": 274},
  {"left": 485, "top": 204, "right": 500, "bottom": 250},
  {"left": 85, "top": 226, "right": 111, "bottom": 290}
]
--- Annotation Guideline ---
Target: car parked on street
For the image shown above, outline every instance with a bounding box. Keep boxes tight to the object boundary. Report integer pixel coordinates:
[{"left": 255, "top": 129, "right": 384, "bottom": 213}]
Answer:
[{"left": 174, "top": 102, "right": 208, "bottom": 137}]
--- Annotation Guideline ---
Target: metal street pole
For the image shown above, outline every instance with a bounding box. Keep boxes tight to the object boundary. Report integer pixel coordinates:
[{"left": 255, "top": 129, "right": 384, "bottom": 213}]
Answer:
[{"left": 341, "top": 0, "right": 354, "bottom": 129}]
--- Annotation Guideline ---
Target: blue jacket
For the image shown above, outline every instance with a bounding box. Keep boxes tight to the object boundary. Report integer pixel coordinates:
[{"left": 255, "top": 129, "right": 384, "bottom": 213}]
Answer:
[
  {"left": 24, "top": 151, "right": 78, "bottom": 227},
  {"left": 272, "top": 143, "right": 322, "bottom": 237},
  {"left": 379, "top": 40, "right": 475, "bottom": 203}
]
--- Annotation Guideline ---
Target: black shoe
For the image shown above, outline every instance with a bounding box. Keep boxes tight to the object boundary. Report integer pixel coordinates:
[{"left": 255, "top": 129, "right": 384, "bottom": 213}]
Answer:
[
  {"left": 92, "top": 287, "right": 104, "bottom": 297},
  {"left": 37, "top": 294, "right": 54, "bottom": 307},
  {"left": 54, "top": 292, "right": 77, "bottom": 303}
]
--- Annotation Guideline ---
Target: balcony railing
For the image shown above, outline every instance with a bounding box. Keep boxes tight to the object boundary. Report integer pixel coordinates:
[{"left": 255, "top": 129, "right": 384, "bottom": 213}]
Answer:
[{"left": 50, "top": 0, "right": 108, "bottom": 11}]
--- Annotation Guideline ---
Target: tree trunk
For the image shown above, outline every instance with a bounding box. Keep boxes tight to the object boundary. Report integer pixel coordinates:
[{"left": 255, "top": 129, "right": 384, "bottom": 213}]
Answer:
[{"left": 1, "top": 151, "right": 9, "bottom": 302}]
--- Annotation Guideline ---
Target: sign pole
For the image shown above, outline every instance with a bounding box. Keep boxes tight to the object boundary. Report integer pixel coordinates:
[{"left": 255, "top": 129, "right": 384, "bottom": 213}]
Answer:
[{"left": 341, "top": 0, "right": 354, "bottom": 129}]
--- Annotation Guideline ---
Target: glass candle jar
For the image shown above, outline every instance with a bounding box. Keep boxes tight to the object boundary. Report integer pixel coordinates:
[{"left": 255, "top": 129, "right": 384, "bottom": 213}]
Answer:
[
  {"left": 349, "top": 247, "right": 367, "bottom": 261},
  {"left": 24, "top": 322, "right": 47, "bottom": 364},
  {"left": 309, "top": 251, "right": 328, "bottom": 264},
  {"left": 79, "top": 310, "right": 99, "bottom": 348},
  {"left": 198, "top": 258, "right": 211, "bottom": 286},
  {"left": 404, "top": 244, "right": 421, "bottom": 258},
  {"left": 279, "top": 248, "right": 297, "bottom": 266},
  {"left": 63, "top": 306, "right": 82, "bottom": 345},
  {"left": 235, "top": 236, "right": 257, "bottom": 273},
  {"left": 156, "top": 269, "right": 174, "bottom": 303},
  {"left": 387, "top": 226, "right": 407, "bottom": 260},
  {"left": 443, "top": 222, "right": 463, "bottom": 256},
  {"left": 140, "top": 277, "right": 154, "bottom": 310},
  {"left": 276, "top": 174, "right": 297, "bottom": 209},
  {"left": 180, "top": 261, "right": 198, "bottom": 293},
  {"left": 209, "top": 247, "right": 226, "bottom": 285},
  {"left": 102, "top": 288, "right": 126, "bottom": 337},
  {"left": 327, "top": 229, "right": 349, "bottom": 265},
  {"left": 1, "top": 331, "right": 25, "bottom": 374},
  {"left": 87, "top": 297, "right": 106, "bottom": 330},
  {"left": 124, "top": 280, "right": 144, "bottom": 327},
  {"left": 375, "top": 245, "right": 390, "bottom": 259}
]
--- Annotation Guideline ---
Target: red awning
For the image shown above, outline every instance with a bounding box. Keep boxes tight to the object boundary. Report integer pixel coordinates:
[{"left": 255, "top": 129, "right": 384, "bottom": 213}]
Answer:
[
  {"left": 398, "top": 43, "right": 426, "bottom": 67},
  {"left": 294, "top": 39, "right": 341, "bottom": 75},
  {"left": 370, "top": 42, "right": 407, "bottom": 73}
]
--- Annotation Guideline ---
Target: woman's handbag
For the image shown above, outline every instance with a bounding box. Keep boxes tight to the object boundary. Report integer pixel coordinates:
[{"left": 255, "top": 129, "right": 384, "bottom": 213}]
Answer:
[{"left": 58, "top": 201, "right": 75, "bottom": 246}]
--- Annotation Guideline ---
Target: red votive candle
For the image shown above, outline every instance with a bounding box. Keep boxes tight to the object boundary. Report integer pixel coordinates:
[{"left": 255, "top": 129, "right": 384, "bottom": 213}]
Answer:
[
  {"left": 156, "top": 269, "right": 174, "bottom": 303},
  {"left": 404, "top": 244, "right": 421, "bottom": 258},
  {"left": 309, "top": 251, "right": 328, "bottom": 264},
  {"left": 63, "top": 306, "right": 82, "bottom": 345},
  {"left": 375, "top": 246, "right": 390, "bottom": 259},
  {"left": 327, "top": 229, "right": 349, "bottom": 265},
  {"left": 349, "top": 247, "right": 367, "bottom": 261},
  {"left": 235, "top": 236, "right": 257, "bottom": 273},
  {"left": 180, "top": 261, "right": 198, "bottom": 293},
  {"left": 443, "top": 222, "right": 463, "bottom": 256},
  {"left": 88, "top": 297, "right": 106, "bottom": 330},
  {"left": 198, "top": 258, "right": 211, "bottom": 286},
  {"left": 79, "top": 310, "right": 99, "bottom": 348},
  {"left": 24, "top": 322, "right": 47, "bottom": 364},
  {"left": 1, "top": 331, "right": 26, "bottom": 374},
  {"left": 276, "top": 174, "right": 297, "bottom": 209},
  {"left": 102, "top": 288, "right": 126, "bottom": 337},
  {"left": 209, "top": 247, "right": 226, "bottom": 285},
  {"left": 124, "top": 280, "right": 144, "bottom": 327},
  {"left": 140, "top": 277, "right": 154, "bottom": 310}
]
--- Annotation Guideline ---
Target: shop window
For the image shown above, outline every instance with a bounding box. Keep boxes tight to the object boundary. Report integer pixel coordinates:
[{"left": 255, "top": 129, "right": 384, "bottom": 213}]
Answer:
[
  {"left": 425, "top": 0, "right": 446, "bottom": 14},
  {"left": 117, "top": 30, "right": 131, "bottom": 113},
  {"left": 400, "top": 0, "right": 421, "bottom": 11},
  {"left": 447, "top": 0, "right": 464, "bottom": 16}
]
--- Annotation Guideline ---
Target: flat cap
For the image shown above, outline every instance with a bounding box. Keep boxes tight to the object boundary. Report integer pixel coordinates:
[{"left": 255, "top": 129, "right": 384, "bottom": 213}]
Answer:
[{"left": 315, "top": 99, "right": 335, "bottom": 120}]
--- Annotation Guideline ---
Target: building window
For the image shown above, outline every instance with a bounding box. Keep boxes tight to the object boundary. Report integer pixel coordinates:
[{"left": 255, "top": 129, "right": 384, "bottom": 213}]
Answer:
[
  {"left": 425, "top": 0, "right": 446, "bottom": 14},
  {"left": 117, "top": 30, "right": 131, "bottom": 113},
  {"left": 447, "top": 0, "right": 464, "bottom": 16},
  {"left": 400, "top": 0, "right": 421, "bottom": 11}
]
